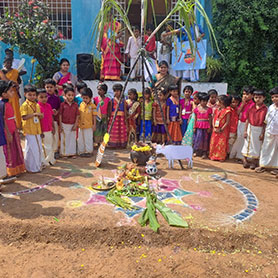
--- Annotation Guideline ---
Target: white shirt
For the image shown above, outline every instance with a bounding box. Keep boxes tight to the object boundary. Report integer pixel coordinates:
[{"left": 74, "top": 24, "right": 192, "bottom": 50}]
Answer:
[
  {"left": 265, "top": 104, "right": 278, "bottom": 135},
  {"left": 125, "top": 36, "right": 142, "bottom": 58}
]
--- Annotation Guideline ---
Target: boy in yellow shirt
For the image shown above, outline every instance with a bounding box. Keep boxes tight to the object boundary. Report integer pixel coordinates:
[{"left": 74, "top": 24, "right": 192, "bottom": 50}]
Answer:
[
  {"left": 78, "top": 88, "right": 97, "bottom": 156},
  {"left": 20, "top": 84, "right": 44, "bottom": 172}
]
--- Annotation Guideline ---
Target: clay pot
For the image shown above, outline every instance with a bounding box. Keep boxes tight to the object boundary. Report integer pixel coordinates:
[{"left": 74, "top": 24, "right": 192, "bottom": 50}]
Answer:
[{"left": 130, "top": 150, "right": 152, "bottom": 166}]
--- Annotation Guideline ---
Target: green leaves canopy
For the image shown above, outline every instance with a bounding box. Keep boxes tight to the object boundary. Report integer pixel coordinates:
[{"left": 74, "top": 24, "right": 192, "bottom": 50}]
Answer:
[
  {"left": 212, "top": 0, "right": 278, "bottom": 93},
  {"left": 0, "top": 0, "right": 65, "bottom": 84}
]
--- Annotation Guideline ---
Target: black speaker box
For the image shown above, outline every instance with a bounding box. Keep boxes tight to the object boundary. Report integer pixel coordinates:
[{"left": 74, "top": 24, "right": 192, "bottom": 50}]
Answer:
[{"left": 77, "top": 53, "right": 95, "bottom": 80}]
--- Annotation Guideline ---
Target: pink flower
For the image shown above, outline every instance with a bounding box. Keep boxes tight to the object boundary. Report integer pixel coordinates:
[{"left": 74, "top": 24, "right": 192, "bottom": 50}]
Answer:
[
  {"left": 33, "top": 6, "right": 39, "bottom": 9},
  {"left": 42, "top": 19, "right": 48, "bottom": 24},
  {"left": 28, "top": 1, "right": 34, "bottom": 5},
  {"left": 15, "top": 13, "right": 19, "bottom": 17},
  {"left": 20, "top": 32, "right": 24, "bottom": 36}
]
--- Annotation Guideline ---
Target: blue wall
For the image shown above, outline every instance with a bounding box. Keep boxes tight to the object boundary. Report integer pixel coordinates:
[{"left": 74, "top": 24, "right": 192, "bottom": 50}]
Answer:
[{"left": 0, "top": 0, "right": 101, "bottom": 84}]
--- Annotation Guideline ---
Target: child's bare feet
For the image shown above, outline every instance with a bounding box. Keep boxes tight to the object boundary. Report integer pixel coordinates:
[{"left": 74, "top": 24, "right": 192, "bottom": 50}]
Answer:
[{"left": 255, "top": 167, "right": 265, "bottom": 173}]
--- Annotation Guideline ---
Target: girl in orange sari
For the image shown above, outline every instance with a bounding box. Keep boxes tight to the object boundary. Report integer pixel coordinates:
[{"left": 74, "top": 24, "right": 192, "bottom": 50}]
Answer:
[
  {"left": 3, "top": 58, "right": 21, "bottom": 128},
  {"left": 209, "top": 95, "right": 232, "bottom": 161}
]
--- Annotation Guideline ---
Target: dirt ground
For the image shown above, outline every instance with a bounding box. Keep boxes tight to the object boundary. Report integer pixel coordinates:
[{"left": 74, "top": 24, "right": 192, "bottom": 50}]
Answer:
[{"left": 0, "top": 149, "right": 278, "bottom": 278}]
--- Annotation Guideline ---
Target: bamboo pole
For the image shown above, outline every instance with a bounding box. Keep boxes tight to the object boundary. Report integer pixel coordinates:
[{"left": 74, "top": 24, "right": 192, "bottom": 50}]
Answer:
[{"left": 141, "top": 0, "right": 146, "bottom": 142}]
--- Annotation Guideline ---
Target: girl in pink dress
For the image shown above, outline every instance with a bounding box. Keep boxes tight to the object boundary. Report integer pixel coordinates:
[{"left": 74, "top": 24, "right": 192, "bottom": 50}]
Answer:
[
  {"left": 93, "top": 83, "right": 111, "bottom": 144},
  {"left": 193, "top": 93, "right": 212, "bottom": 158},
  {"left": 180, "top": 85, "right": 193, "bottom": 136}
]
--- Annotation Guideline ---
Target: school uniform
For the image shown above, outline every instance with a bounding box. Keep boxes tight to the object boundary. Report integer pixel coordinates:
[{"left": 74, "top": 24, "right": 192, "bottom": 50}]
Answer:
[
  {"left": 259, "top": 104, "right": 278, "bottom": 168},
  {"left": 242, "top": 104, "right": 267, "bottom": 159},
  {"left": 228, "top": 107, "right": 239, "bottom": 152},
  {"left": 78, "top": 101, "right": 97, "bottom": 154},
  {"left": 20, "top": 100, "right": 44, "bottom": 172},
  {"left": 60, "top": 101, "right": 79, "bottom": 156},
  {"left": 39, "top": 102, "right": 55, "bottom": 165},
  {"left": 230, "top": 100, "right": 254, "bottom": 159}
]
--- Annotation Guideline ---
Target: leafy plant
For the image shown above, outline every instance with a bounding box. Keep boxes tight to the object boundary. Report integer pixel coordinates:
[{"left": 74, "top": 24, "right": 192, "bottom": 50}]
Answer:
[
  {"left": 202, "top": 56, "right": 223, "bottom": 82},
  {"left": 212, "top": 0, "right": 278, "bottom": 93},
  {"left": 0, "top": 0, "right": 65, "bottom": 85}
]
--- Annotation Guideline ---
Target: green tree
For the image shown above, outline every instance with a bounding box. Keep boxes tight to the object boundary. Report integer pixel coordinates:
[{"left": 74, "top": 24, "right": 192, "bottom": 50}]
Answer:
[
  {"left": 0, "top": 0, "right": 65, "bottom": 84},
  {"left": 212, "top": 0, "right": 278, "bottom": 93}
]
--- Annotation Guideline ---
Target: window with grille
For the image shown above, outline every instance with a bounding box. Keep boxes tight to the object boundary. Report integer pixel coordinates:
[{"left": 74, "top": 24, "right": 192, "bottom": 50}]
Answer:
[{"left": 0, "top": 0, "right": 72, "bottom": 40}]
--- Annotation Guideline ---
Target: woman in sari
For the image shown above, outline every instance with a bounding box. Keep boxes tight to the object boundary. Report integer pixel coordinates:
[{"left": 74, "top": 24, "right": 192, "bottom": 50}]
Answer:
[
  {"left": 53, "top": 58, "right": 77, "bottom": 96},
  {"left": 209, "top": 95, "right": 232, "bottom": 161},
  {"left": 2, "top": 58, "right": 21, "bottom": 128},
  {"left": 150, "top": 61, "right": 179, "bottom": 97},
  {"left": 100, "top": 19, "right": 124, "bottom": 81}
]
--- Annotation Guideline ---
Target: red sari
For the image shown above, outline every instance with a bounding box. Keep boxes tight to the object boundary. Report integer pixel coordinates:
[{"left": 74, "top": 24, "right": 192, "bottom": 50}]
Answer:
[
  {"left": 209, "top": 108, "right": 231, "bottom": 161},
  {"left": 3, "top": 101, "right": 25, "bottom": 176},
  {"left": 100, "top": 22, "right": 124, "bottom": 80}
]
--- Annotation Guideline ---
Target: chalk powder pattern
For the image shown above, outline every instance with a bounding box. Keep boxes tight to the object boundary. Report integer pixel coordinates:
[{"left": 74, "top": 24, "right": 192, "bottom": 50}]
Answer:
[
  {"left": 212, "top": 174, "right": 259, "bottom": 222},
  {"left": 67, "top": 178, "right": 205, "bottom": 218}
]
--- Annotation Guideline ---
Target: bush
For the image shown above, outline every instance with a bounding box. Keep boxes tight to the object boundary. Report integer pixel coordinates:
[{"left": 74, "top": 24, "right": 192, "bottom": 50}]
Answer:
[
  {"left": 212, "top": 0, "right": 278, "bottom": 93},
  {"left": 0, "top": 0, "right": 65, "bottom": 85}
]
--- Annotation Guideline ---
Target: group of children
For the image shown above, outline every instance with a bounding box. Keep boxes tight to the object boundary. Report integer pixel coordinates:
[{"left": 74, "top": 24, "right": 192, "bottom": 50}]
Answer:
[{"left": 0, "top": 77, "right": 277, "bottom": 183}]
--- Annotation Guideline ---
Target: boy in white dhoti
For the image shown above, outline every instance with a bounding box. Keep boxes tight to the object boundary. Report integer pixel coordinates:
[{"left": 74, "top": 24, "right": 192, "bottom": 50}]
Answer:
[
  {"left": 20, "top": 84, "right": 45, "bottom": 172},
  {"left": 59, "top": 84, "right": 80, "bottom": 157},
  {"left": 37, "top": 89, "right": 56, "bottom": 165},
  {"left": 78, "top": 88, "right": 97, "bottom": 156},
  {"left": 230, "top": 86, "right": 255, "bottom": 160},
  {"left": 125, "top": 26, "right": 142, "bottom": 80},
  {"left": 242, "top": 90, "right": 267, "bottom": 169},
  {"left": 255, "top": 87, "right": 278, "bottom": 178}
]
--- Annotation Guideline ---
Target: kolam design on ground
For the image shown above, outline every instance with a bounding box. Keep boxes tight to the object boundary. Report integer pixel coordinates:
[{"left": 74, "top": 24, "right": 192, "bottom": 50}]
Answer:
[{"left": 212, "top": 174, "right": 259, "bottom": 222}]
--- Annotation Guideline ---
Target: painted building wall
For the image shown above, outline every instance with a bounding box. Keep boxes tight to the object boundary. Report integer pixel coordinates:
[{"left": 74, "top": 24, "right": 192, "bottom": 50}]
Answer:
[{"left": 0, "top": 0, "right": 101, "bottom": 84}]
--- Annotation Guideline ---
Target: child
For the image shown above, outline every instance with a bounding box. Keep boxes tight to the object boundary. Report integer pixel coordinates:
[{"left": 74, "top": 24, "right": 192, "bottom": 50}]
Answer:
[
  {"left": 255, "top": 87, "right": 278, "bottom": 177},
  {"left": 78, "top": 88, "right": 97, "bottom": 156},
  {"left": 125, "top": 26, "right": 141, "bottom": 80},
  {"left": 230, "top": 86, "right": 254, "bottom": 160},
  {"left": 0, "top": 81, "right": 25, "bottom": 176},
  {"left": 152, "top": 91, "right": 167, "bottom": 144},
  {"left": 242, "top": 90, "right": 268, "bottom": 169},
  {"left": 209, "top": 95, "right": 232, "bottom": 161},
  {"left": 126, "top": 88, "right": 140, "bottom": 146},
  {"left": 75, "top": 80, "right": 87, "bottom": 106},
  {"left": 94, "top": 83, "right": 110, "bottom": 144},
  {"left": 228, "top": 95, "right": 241, "bottom": 154},
  {"left": 37, "top": 89, "right": 56, "bottom": 165},
  {"left": 182, "top": 91, "right": 201, "bottom": 146},
  {"left": 180, "top": 85, "right": 193, "bottom": 136},
  {"left": 166, "top": 85, "right": 182, "bottom": 144},
  {"left": 193, "top": 93, "right": 212, "bottom": 158},
  {"left": 44, "top": 78, "right": 60, "bottom": 159},
  {"left": 0, "top": 98, "right": 8, "bottom": 185},
  {"left": 108, "top": 83, "right": 127, "bottom": 148},
  {"left": 140, "top": 88, "right": 153, "bottom": 142},
  {"left": 207, "top": 89, "right": 218, "bottom": 114},
  {"left": 20, "top": 84, "right": 44, "bottom": 172},
  {"left": 59, "top": 84, "right": 80, "bottom": 157},
  {"left": 144, "top": 24, "right": 157, "bottom": 79},
  {"left": 2, "top": 57, "right": 22, "bottom": 129}
]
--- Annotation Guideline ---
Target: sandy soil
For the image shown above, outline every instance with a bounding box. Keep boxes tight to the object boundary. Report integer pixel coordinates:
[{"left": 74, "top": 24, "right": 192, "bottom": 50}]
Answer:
[{"left": 0, "top": 149, "right": 278, "bottom": 278}]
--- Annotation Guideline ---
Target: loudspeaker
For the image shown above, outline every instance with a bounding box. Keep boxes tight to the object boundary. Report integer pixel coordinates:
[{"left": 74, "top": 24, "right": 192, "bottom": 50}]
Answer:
[{"left": 77, "top": 53, "right": 95, "bottom": 80}]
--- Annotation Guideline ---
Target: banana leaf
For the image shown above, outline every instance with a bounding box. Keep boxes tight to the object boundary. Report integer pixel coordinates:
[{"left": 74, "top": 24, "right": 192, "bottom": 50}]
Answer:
[
  {"left": 154, "top": 200, "right": 188, "bottom": 228},
  {"left": 138, "top": 192, "right": 160, "bottom": 232}
]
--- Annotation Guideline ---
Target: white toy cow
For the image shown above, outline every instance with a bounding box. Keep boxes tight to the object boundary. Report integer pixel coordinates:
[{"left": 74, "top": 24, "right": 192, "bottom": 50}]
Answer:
[{"left": 155, "top": 144, "right": 193, "bottom": 169}]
